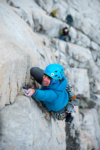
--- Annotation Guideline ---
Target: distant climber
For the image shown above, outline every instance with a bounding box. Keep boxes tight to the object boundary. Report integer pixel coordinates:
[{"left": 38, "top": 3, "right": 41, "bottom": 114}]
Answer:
[
  {"left": 49, "top": 9, "right": 59, "bottom": 18},
  {"left": 24, "top": 63, "right": 75, "bottom": 124},
  {"left": 59, "top": 27, "right": 71, "bottom": 41}
]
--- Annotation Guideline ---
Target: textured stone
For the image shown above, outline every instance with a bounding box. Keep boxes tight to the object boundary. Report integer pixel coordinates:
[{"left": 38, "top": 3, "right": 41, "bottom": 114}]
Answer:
[
  {"left": 70, "top": 26, "right": 77, "bottom": 43},
  {"left": 76, "top": 31, "right": 90, "bottom": 48},
  {"left": 66, "top": 43, "right": 92, "bottom": 63},
  {"left": 35, "top": 0, "right": 53, "bottom": 13},
  {"left": 79, "top": 109, "right": 100, "bottom": 150},
  {"left": 67, "top": 0, "right": 100, "bottom": 45},
  {"left": 0, "top": 95, "right": 66, "bottom": 150},
  {"left": 32, "top": 10, "right": 67, "bottom": 38},
  {"left": 90, "top": 41, "right": 99, "bottom": 51},
  {"left": 65, "top": 68, "right": 90, "bottom": 98},
  {"left": 0, "top": 1, "right": 48, "bottom": 109}
]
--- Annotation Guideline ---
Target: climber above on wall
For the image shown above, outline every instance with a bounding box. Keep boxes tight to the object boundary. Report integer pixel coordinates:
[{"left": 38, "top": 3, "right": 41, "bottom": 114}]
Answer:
[
  {"left": 49, "top": 8, "right": 59, "bottom": 18},
  {"left": 59, "top": 27, "right": 71, "bottom": 41},
  {"left": 24, "top": 63, "right": 75, "bottom": 124}
]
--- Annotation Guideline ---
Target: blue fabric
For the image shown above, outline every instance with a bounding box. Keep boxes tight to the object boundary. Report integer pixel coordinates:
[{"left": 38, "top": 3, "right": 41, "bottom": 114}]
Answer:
[
  {"left": 32, "top": 76, "right": 69, "bottom": 112},
  {"left": 59, "top": 35, "right": 66, "bottom": 41},
  {"left": 60, "top": 34, "right": 71, "bottom": 41},
  {"left": 50, "top": 78, "right": 59, "bottom": 85},
  {"left": 49, "top": 78, "right": 54, "bottom": 86}
]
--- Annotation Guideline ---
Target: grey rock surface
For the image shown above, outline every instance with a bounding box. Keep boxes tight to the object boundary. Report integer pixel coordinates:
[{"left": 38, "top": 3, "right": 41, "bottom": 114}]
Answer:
[
  {"left": 0, "top": 0, "right": 100, "bottom": 149},
  {"left": 0, "top": 95, "right": 66, "bottom": 150}
]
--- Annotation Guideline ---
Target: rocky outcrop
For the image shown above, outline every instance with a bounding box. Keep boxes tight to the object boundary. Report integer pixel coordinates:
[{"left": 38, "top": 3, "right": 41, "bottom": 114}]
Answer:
[
  {"left": 0, "top": 95, "right": 66, "bottom": 150},
  {"left": 0, "top": 0, "right": 47, "bottom": 109},
  {"left": 0, "top": 0, "right": 100, "bottom": 149}
]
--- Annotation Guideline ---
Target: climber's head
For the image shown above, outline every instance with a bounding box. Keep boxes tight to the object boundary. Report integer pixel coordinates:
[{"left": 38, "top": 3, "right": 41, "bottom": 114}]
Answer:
[
  {"left": 50, "top": 12, "right": 54, "bottom": 17},
  {"left": 42, "top": 63, "right": 64, "bottom": 86},
  {"left": 44, "top": 63, "right": 64, "bottom": 79},
  {"left": 64, "top": 28, "right": 68, "bottom": 34}
]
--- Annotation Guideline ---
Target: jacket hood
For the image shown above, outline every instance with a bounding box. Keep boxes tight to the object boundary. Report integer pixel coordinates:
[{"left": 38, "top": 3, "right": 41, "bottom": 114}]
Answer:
[
  {"left": 41, "top": 76, "right": 67, "bottom": 94},
  {"left": 53, "top": 76, "right": 67, "bottom": 92}
]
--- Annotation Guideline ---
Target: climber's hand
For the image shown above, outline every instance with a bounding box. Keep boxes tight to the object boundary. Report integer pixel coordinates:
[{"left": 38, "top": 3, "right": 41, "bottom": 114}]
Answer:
[{"left": 26, "top": 88, "right": 35, "bottom": 97}]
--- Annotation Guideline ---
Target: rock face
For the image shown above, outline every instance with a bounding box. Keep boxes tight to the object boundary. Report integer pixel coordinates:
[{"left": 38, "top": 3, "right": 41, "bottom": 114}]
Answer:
[
  {"left": 79, "top": 109, "right": 100, "bottom": 150},
  {"left": 0, "top": 0, "right": 100, "bottom": 149},
  {"left": 0, "top": 96, "right": 66, "bottom": 150}
]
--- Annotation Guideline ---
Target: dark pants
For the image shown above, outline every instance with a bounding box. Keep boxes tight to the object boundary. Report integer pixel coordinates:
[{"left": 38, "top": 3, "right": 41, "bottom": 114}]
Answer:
[
  {"left": 60, "top": 33, "right": 71, "bottom": 41},
  {"left": 30, "top": 67, "right": 44, "bottom": 85}
]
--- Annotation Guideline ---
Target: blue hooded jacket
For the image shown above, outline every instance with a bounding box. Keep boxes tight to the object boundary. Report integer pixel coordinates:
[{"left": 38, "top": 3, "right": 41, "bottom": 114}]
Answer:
[{"left": 32, "top": 76, "right": 69, "bottom": 112}]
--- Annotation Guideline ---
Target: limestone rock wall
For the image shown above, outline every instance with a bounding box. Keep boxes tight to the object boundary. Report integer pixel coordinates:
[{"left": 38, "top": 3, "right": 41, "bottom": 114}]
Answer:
[
  {"left": 0, "top": 95, "right": 66, "bottom": 150},
  {"left": 0, "top": 0, "right": 47, "bottom": 109},
  {"left": 0, "top": 0, "right": 100, "bottom": 149}
]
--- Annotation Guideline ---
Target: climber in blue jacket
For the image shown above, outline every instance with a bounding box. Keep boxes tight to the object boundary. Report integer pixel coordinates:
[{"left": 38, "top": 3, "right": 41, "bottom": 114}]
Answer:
[{"left": 26, "top": 63, "right": 69, "bottom": 112}]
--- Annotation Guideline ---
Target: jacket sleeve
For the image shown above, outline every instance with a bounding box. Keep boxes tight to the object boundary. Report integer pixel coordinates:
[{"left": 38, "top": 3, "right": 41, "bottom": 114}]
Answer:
[{"left": 32, "top": 89, "right": 57, "bottom": 103}]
